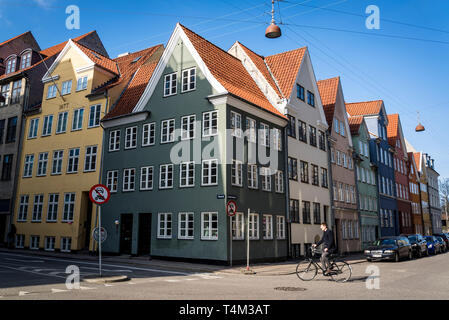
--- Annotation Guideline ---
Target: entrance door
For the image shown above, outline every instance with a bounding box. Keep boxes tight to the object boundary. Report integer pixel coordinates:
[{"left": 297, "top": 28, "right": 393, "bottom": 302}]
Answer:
[
  {"left": 120, "top": 214, "right": 133, "bottom": 254},
  {"left": 83, "top": 192, "right": 93, "bottom": 250},
  {"left": 0, "top": 215, "right": 6, "bottom": 245},
  {"left": 334, "top": 219, "right": 340, "bottom": 253},
  {"left": 138, "top": 213, "right": 151, "bottom": 256}
]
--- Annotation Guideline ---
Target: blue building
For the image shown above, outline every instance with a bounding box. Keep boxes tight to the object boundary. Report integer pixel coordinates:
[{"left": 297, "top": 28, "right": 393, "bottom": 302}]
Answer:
[{"left": 346, "top": 100, "right": 399, "bottom": 236}]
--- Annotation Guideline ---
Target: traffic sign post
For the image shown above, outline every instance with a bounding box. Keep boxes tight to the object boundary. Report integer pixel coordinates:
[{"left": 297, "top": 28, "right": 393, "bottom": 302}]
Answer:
[
  {"left": 89, "top": 184, "right": 111, "bottom": 277},
  {"left": 226, "top": 201, "right": 237, "bottom": 267}
]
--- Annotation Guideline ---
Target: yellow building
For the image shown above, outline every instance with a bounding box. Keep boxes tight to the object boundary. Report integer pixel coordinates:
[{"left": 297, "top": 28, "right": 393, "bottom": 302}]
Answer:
[{"left": 13, "top": 37, "right": 163, "bottom": 252}]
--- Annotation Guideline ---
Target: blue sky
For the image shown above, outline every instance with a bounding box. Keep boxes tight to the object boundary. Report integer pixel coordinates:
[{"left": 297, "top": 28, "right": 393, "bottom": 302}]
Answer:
[{"left": 1, "top": 0, "right": 448, "bottom": 178}]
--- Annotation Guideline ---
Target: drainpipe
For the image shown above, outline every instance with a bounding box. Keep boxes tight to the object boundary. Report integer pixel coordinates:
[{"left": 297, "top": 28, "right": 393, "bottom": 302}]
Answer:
[
  {"left": 326, "top": 131, "right": 336, "bottom": 238},
  {"left": 283, "top": 127, "right": 291, "bottom": 259}
]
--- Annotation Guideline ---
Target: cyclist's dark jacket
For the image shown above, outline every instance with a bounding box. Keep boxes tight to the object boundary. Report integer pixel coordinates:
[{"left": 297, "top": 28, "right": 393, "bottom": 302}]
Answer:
[{"left": 316, "top": 229, "right": 335, "bottom": 252}]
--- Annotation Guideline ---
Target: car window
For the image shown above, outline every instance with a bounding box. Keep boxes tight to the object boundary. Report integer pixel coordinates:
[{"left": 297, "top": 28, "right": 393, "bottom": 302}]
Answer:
[
  {"left": 376, "top": 239, "right": 396, "bottom": 246},
  {"left": 408, "top": 235, "right": 417, "bottom": 242}
]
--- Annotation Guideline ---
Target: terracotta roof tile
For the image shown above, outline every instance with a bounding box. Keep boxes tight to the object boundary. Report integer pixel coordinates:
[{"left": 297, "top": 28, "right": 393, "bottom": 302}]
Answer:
[
  {"left": 180, "top": 24, "right": 285, "bottom": 119},
  {"left": 72, "top": 41, "right": 118, "bottom": 75},
  {"left": 264, "top": 47, "right": 306, "bottom": 99},
  {"left": 386, "top": 113, "right": 399, "bottom": 146},
  {"left": 346, "top": 100, "right": 384, "bottom": 116},
  {"left": 348, "top": 115, "right": 364, "bottom": 135},
  {"left": 414, "top": 152, "right": 422, "bottom": 172},
  {"left": 317, "top": 77, "right": 340, "bottom": 129}
]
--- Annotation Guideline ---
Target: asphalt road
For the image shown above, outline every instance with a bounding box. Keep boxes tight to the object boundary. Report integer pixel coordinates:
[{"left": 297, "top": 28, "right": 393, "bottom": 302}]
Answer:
[{"left": 1, "top": 250, "right": 449, "bottom": 300}]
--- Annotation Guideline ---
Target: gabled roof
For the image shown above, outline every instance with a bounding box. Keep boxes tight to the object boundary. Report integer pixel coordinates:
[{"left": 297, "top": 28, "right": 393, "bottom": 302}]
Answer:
[
  {"left": 179, "top": 24, "right": 284, "bottom": 118},
  {"left": 0, "top": 31, "right": 35, "bottom": 49},
  {"left": 72, "top": 41, "right": 118, "bottom": 75},
  {"left": 348, "top": 115, "right": 364, "bottom": 135},
  {"left": 414, "top": 152, "right": 423, "bottom": 172},
  {"left": 346, "top": 100, "right": 384, "bottom": 116},
  {"left": 317, "top": 76, "right": 340, "bottom": 128},
  {"left": 386, "top": 113, "right": 399, "bottom": 146},
  {"left": 264, "top": 47, "right": 306, "bottom": 99}
]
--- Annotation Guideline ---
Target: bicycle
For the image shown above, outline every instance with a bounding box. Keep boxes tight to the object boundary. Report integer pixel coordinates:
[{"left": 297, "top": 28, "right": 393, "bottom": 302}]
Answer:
[{"left": 296, "top": 247, "right": 352, "bottom": 283}]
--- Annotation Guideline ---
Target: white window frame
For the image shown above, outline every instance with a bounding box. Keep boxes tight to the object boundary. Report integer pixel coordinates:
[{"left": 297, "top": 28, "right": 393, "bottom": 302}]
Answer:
[
  {"left": 163, "top": 72, "right": 177, "bottom": 97},
  {"left": 179, "top": 162, "right": 195, "bottom": 188},
  {"left": 37, "top": 152, "right": 48, "bottom": 176},
  {"left": 56, "top": 111, "right": 68, "bottom": 134},
  {"left": 249, "top": 213, "right": 259, "bottom": 240},
  {"left": 60, "top": 237, "right": 72, "bottom": 252},
  {"left": 106, "top": 170, "right": 118, "bottom": 193},
  {"left": 181, "top": 115, "right": 196, "bottom": 140},
  {"left": 61, "top": 80, "right": 72, "bottom": 95},
  {"left": 202, "top": 111, "right": 218, "bottom": 137},
  {"left": 142, "top": 123, "right": 155, "bottom": 146},
  {"left": 247, "top": 164, "right": 258, "bottom": 189},
  {"left": 159, "top": 164, "right": 174, "bottom": 189},
  {"left": 44, "top": 236, "right": 56, "bottom": 251},
  {"left": 245, "top": 117, "right": 256, "bottom": 143},
  {"left": 109, "top": 129, "right": 120, "bottom": 152},
  {"left": 47, "top": 84, "right": 57, "bottom": 99},
  {"left": 125, "top": 126, "right": 137, "bottom": 149},
  {"left": 181, "top": 67, "right": 196, "bottom": 93},
  {"left": 230, "top": 111, "right": 242, "bottom": 138},
  {"left": 201, "top": 212, "right": 218, "bottom": 240},
  {"left": 15, "top": 234, "right": 25, "bottom": 248},
  {"left": 62, "top": 193, "right": 75, "bottom": 222},
  {"left": 231, "top": 160, "right": 243, "bottom": 187},
  {"left": 84, "top": 145, "right": 97, "bottom": 172},
  {"left": 178, "top": 212, "right": 194, "bottom": 240},
  {"left": 88, "top": 104, "right": 101, "bottom": 128},
  {"left": 23, "top": 154, "right": 34, "bottom": 177},
  {"left": 67, "top": 148, "right": 80, "bottom": 173},
  {"left": 30, "top": 235, "right": 40, "bottom": 250},
  {"left": 17, "top": 195, "right": 29, "bottom": 221},
  {"left": 42, "top": 115, "right": 53, "bottom": 136},
  {"left": 261, "top": 167, "right": 272, "bottom": 192},
  {"left": 201, "top": 159, "right": 218, "bottom": 186},
  {"left": 232, "top": 212, "right": 244, "bottom": 240},
  {"left": 275, "top": 170, "right": 284, "bottom": 193},
  {"left": 32, "top": 194, "right": 44, "bottom": 222},
  {"left": 28, "top": 118, "right": 39, "bottom": 139},
  {"left": 158, "top": 212, "right": 172, "bottom": 239},
  {"left": 76, "top": 76, "right": 88, "bottom": 91},
  {"left": 260, "top": 123, "right": 270, "bottom": 147},
  {"left": 140, "top": 166, "right": 154, "bottom": 191},
  {"left": 123, "top": 168, "right": 136, "bottom": 192},
  {"left": 72, "top": 108, "right": 84, "bottom": 131},
  {"left": 263, "top": 214, "right": 273, "bottom": 240},
  {"left": 160, "top": 119, "right": 175, "bottom": 143},
  {"left": 277, "top": 216, "right": 285, "bottom": 239}
]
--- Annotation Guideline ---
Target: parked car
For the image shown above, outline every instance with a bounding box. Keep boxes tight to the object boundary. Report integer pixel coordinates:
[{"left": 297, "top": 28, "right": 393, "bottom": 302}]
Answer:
[
  {"left": 404, "top": 234, "right": 428, "bottom": 258},
  {"left": 424, "top": 236, "right": 441, "bottom": 254},
  {"left": 434, "top": 233, "right": 449, "bottom": 250},
  {"left": 435, "top": 236, "right": 447, "bottom": 253},
  {"left": 364, "top": 236, "right": 412, "bottom": 262}
]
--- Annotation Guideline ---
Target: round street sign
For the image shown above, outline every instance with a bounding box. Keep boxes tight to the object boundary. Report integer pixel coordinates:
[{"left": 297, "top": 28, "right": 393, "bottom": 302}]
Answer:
[
  {"left": 89, "top": 184, "right": 111, "bottom": 205},
  {"left": 92, "top": 227, "right": 107, "bottom": 243},
  {"left": 226, "top": 200, "right": 237, "bottom": 217}
]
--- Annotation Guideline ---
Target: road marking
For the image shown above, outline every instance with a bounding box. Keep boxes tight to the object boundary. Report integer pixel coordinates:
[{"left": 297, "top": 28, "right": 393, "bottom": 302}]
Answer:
[
  {"left": 185, "top": 278, "right": 198, "bottom": 281},
  {"left": 166, "top": 279, "right": 181, "bottom": 282},
  {"left": 19, "top": 291, "right": 31, "bottom": 296},
  {"left": 5, "top": 258, "right": 44, "bottom": 263},
  {"left": 51, "top": 289, "right": 68, "bottom": 293},
  {"left": 128, "top": 282, "right": 136, "bottom": 285},
  {"left": 80, "top": 266, "right": 133, "bottom": 273},
  {"left": 0, "top": 252, "right": 190, "bottom": 276},
  {"left": 0, "top": 264, "right": 66, "bottom": 279},
  {"left": 79, "top": 286, "right": 95, "bottom": 290},
  {"left": 104, "top": 284, "right": 114, "bottom": 287}
]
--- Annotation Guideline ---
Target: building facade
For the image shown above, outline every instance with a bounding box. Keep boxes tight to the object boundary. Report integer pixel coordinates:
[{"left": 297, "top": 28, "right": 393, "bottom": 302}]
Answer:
[
  {"left": 424, "top": 153, "right": 442, "bottom": 233},
  {"left": 229, "top": 41, "right": 331, "bottom": 259},
  {"left": 100, "top": 24, "right": 288, "bottom": 264},
  {"left": 414, "top": 152, "right": 432, "bottom": 235},
  {"left": 348, "top": 115, "right": 379, "bottom": 249},
  {"left": 346, "top": 100, "right": 399, "bottom": 237},
  {"left": 317, "top": 77, "right": 359, "bottom": 253},
  {"left": 407, "top": 151, "right": 423, "bottom": 234}
]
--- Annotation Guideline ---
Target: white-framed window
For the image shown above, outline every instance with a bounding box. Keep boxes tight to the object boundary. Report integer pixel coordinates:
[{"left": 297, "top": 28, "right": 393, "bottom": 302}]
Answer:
[
  {"left": 17, "top": 195, "right": 29, "bottom": 221},
  {"left": 109, "top": 130, "right": 120, "bottom": 151},
  {"left": 56, "top": 112, "right": 68, "bottom": 134},
  {"left": 72, "top": 108, "right": 84, "bottom": 131},
  {"left": 159, "top": 164, "right": 173, "bottom": 189},
  {"left": 157, "top": 213, "right": 172, "bottom": 239},
  {"left": 6, "top": 57, "right": 16, "bottom": 74},
  {"left": 275, "top": 170, "right": 284, "bottom": 193},
  {"left": 61, "top": 80, "right": 72, "bottom": 95},
  {"left": 47, "top": 84, "right": 57, "bottom": 99},
  {"left": 0, "top": 83, "right": 10, "bottom": 106},
  {"left": 340, "top": 121, "right": 345, "bottom": 136},
  {"left": 180, "top": 162, "right": 194, "bottom": 187},
  {"left": 263, "top": 215, "right": 273, "bottom": 239},
  {"left": 248, "top": 164, "right": 258, "bottom": 189},
  {"left": 202, "top": 159, "right": 218, "bottom": 186},
  {"left": 181, "top": 115, "right": 196, "bottom": 140},
  {"left": 84, "top": 145, "right": 97, "bottom": 172},
  {"left": 63, "top": 193, "right": 75, "bottom": 222},
  {"left": 260, "top": 123, "right": 270, "bottom": 147},
  {"left": 44, "top": 236, "right": 56, "bottom": 251},
  {"left": 30, "top": 235, "right": 40, "bottom": 250},
  {"left": 21, "top": 51, "right": 32, "bottom": 69},
  {"left": 76, "top": 76, "right": 88, "bottom": 91},
  {"left": 249, "top": 213, "right": 259, "bottom": 240},
  {"left": 230, "top": 111, "right": 242, "bottom": 138},
  {"left": 334, "top": 118, "right": 339, "bottom": 133},
  {"left": 231, "top": 160, "right": 243, "bottom": 187},
  {"left": 164, "top": 72, "right": 177, "bottom": 97},
  {"left": 260, "top": 167, "right": 272, "bottom": 192},
  {"left": 245, "top": 117, "right": 257, "bottom": 143},
  {"left": 140, "top": 166, "right": 154, "bottom": 190},
  {"left": 273, "top": 128, "right": 282, "bottom": 151},
  {"left": 277, "top": 216, "right": 285, "bottom": 239},
  {"left": 42, "top": 115, "right": 53, "bottom": 136},
  {"left": 125, "top": 126, "right": 137, "bottom": 149},
  {"left": 203, "top": 111, "right": 218, "bottom": 137},
  {"left": 32, "top": 194, "right": 44, "bottom": 222},
  {"left": 232, "top": 212, "right": 244, "bottom": 240},
  {"left": 61, "top": 237, "right": 72, "bottom": 252},
  {"left": 88, "top": 104, "right": 101, "bottom": 128},
  {"left": 142, "top": 123, "right": 155, "bottom": 146},
  {"left": 67, "top": 148, "right": 80, "bottom": 173},
  {"left": 106, "top": 170, "right": 118, "bottom": 193},
  {"left": 181, "top": 67, "right": 196, "bottom": 92},
  {"left": 28, "top": 118, "right": 39, "bottom": 139},
  {"left": 37, "top": 152, "right": 48, "bottom": 176},
  {"left": 178, "top": 212, "right": 194, "bottom": 240},
  {"left": 123, "top": 168, "right": 135, "bottom": 191},
  {"left": 161, "top": 119, "right": 175, "bottom": 143},
  {"left": 15, "top": 234, "right": 25, "bottom": 248},
  {"left": 201, "top": 212, "right": 218, "bottom": 240},
  {"left": 23, "top": 154, "right": 34, "bottom": 177}
]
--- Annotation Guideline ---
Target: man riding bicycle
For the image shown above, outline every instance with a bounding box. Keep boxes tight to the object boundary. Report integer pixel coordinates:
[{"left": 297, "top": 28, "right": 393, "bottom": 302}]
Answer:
[{"left": 312, "top": 222, "right": 336, "bottom": 275}]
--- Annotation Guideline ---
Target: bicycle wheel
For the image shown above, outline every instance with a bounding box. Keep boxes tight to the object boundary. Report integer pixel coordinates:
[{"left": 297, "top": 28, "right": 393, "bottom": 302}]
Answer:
[
  {"left": 330, "top": 261, "right": 352, "bottom": 283},
  {"left": 296, "top": 259, "right": 318, "bottom": 281}
]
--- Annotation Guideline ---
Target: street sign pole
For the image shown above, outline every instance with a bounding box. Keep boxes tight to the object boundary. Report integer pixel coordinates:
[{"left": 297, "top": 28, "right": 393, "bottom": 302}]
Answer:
[
  {"left": 230, "top": 215, "right": 232, "bottom": 267},
  {"left": 246, "top": 208, "right": 250, "bottom": 271},
  {"left": 99, "top": 205, "right": 102, "bottom": 277}
]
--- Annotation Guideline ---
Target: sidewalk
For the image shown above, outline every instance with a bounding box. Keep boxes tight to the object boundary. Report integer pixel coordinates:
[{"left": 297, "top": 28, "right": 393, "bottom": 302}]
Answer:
[{"left": 0, "top": 248, "right": 367, "bottom": 276}]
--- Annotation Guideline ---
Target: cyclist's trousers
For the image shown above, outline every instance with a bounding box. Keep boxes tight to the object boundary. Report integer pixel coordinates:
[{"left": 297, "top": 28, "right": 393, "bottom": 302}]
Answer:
[{"left": 321, "top": 251, "right": 330, "bottom": 270}]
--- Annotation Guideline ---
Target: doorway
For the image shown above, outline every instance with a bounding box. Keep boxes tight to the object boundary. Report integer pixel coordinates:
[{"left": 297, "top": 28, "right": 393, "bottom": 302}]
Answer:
[
  {"left": 138, "top": 213, "right": 151, "bottom": 256},
  {"left": 83, "top": 192, "right": 93, "bottom": 250},
  {"left": 120, "top": 214, "right": 133, "bottom": 254}
]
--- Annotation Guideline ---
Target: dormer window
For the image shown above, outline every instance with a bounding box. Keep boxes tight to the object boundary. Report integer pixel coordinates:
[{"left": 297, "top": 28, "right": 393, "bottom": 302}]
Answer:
[
  {"left": 5, "top": 57, "right": 16, "bottom": 74},
  {"left": 20, "top": 51, "right": 32, "bottom": 69}
]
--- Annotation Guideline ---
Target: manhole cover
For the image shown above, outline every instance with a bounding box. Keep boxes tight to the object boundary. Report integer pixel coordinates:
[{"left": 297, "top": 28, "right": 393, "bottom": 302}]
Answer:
[{"left": 274, "top": 287, "right": 307, "bottom": 292}]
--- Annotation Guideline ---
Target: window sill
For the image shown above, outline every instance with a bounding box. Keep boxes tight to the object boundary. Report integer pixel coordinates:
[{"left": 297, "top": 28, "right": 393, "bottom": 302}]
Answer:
[
  {"left": 200, "top": 238, "right": 218, "bottom": 241},
  {"left": 141, "top": 143, "right": 155, "bottom": 147}
]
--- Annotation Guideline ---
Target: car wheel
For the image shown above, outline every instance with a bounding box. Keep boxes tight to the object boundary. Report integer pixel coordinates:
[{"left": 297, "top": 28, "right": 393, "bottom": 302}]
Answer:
[
  {"left": 367, "top": 258, "right": 372, "bottom": 262},
  {"left": 408, "top": 250, "right": 413, "bottom": 260},
  {"left": 418, "top": 249, "right": 422, "bottom": 258},
  {"left": 394, "top": 252, "right": 399, "bottom": 262}
]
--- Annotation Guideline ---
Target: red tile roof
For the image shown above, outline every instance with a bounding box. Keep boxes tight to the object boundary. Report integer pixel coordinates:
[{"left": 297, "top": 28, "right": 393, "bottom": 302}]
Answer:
[
  {"left": 236, "top": 41, "right": 283, "bottom": 97},
  {"left": 317, "top": 76, "right": 340, "bottom": 129},
  {"left": 348, "top": 115, "right": 364, "bottom": 135},
  {"left": 180, "top": 24, "right": 285, "bottom": 119},
  {"left": 264, "top": 47, "right": 306, "bottom": 99},
  {"left": 73, "top": 41, "right": 118, "bottom": 75},
  {"left": 413, "top": 152, "right": 422, "bottom": 172},
  {"left": 346, "top": 100, "right": 384, "bottom": 116},
  {"left": 386, "top": 113, "right": 399, "bottom": 146}
]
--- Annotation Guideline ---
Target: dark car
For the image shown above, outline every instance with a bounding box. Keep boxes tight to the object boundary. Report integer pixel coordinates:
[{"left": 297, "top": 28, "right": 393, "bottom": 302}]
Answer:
[
  {"left": 424, "top": 236, "right": 441, "bottom": 254},
  {"left": 435, "top": 236, "right": 447, "bottom": 253},
  {"left": 434, "top": 233, "right": 449, "bottom": 250},
  {"left": 364, "top": 236, "right": 412, "bottom": 262},
  {"left": 404, "top": 234, "right": 428, "bottom": 258}
]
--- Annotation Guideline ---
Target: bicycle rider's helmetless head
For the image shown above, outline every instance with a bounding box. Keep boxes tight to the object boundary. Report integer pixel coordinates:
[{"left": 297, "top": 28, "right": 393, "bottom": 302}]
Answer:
[{"left": 320, "top": 222, "right": 328, "bottom": 231}]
